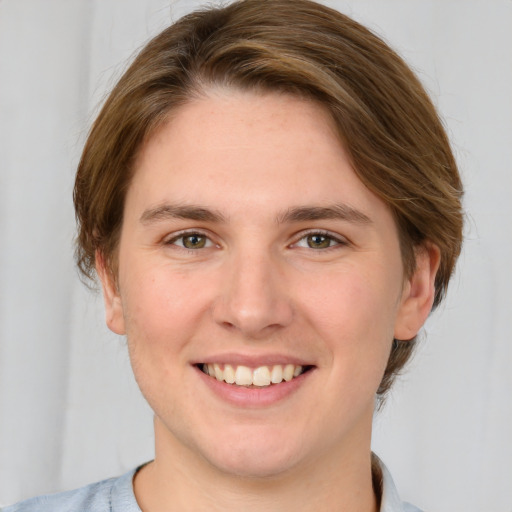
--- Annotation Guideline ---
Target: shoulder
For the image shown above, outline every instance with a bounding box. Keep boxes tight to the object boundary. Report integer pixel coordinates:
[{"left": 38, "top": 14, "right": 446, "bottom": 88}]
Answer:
[
  {"left": 402, "top": 504, "right": 423, "bottom": 512},
  {"left": 376, "top": 454, "right": 424, "bottom": 512},
  {"left": 2, "top": 478, "right": 115, "bottom": 512},
  {"left": 3, "top": 468, "right": 140, "bottom": 512}
]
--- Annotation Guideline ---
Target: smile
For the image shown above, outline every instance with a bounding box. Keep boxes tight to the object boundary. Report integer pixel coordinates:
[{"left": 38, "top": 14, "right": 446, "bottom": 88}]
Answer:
[{"left": 199, "top": 363, "right": 309, "bottom": 387}]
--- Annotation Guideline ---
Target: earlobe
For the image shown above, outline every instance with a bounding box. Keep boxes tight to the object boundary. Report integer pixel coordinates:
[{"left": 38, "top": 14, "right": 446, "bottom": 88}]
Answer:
[
  {"left": 95, "top": 251, "right": 126, "bottom": 335},
  {"left": 394, "top": 244, "right": 441, "bottom": 341}
]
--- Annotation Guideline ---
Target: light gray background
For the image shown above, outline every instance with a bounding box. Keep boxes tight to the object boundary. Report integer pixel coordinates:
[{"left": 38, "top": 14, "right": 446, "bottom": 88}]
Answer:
[{"left": 0, "top": 1, "right": 511, "bottom": 510}]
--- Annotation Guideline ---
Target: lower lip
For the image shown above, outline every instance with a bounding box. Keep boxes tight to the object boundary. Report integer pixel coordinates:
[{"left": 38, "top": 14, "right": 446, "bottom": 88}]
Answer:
[{"left": 194, "top": 366, "right": 312, "bottom": 407}]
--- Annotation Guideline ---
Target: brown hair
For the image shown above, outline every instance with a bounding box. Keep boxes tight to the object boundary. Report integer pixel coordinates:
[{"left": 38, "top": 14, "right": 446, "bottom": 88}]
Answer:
[{"left": 74, "top": 0, "right": 463, "bottom": 397}]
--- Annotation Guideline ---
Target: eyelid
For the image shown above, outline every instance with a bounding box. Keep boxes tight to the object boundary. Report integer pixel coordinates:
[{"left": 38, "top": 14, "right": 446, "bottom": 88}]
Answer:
[
  {"left": 164, "top": 229, "right": 218, "bottom": 248},
  {"left": 291, "top": 229, "right": 349, "bottom": 249},
  {"left": 162, "top": 228, "right": 348, "bottom": 250}
]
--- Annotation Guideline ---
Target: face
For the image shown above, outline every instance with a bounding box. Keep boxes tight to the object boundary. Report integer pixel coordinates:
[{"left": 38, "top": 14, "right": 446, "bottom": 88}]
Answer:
[{"left": 99, "top": 89, "right": 437, "bottom": 479}]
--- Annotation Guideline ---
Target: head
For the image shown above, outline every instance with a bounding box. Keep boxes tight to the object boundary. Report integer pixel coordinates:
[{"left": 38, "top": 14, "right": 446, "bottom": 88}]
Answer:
[{"left": 74, "top": 0, "right": 463, "bottom": 399}]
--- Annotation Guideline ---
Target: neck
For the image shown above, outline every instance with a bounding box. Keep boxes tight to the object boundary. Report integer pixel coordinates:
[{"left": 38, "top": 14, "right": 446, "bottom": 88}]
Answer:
[{"left": 133, "top": 418, "right": 378, "bottom": 512}]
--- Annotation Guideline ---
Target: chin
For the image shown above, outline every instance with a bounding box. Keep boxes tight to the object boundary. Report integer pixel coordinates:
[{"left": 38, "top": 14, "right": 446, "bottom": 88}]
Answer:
[
  {"left": 207, "top": 450, "right": 300, "bottom": 480},
  {"left": 198, "top": 425, "right": 306, "bottom": 479}
]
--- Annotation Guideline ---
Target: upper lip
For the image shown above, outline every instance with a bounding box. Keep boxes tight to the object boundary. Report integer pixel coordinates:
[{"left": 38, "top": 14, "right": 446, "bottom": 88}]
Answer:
[{"left": 191, "top": 353, "right": 314, "bottom": 367}]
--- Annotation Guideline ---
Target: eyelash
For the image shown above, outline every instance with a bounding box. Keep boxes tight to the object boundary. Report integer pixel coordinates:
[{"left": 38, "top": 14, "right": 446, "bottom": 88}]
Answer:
[
  {"left": 164, "top": 229, "right": 347, "bottom": 252},
  {"left": 291, "top": 230, "right": 348, "bottom": 250},
  {"left": 164, "top": 231, "right": 216, "bottom": 251}
]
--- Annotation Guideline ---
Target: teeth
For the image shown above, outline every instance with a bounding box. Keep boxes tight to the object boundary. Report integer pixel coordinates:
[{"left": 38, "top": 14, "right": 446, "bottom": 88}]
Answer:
[
  {"left": 271, "top": 365, "right": 283, "bottom": 384},
  {"left": 235, "top": 365, "right": 253, "bottom": 386},
  {"left": 253, "top": 366, "right": 271, "bottom": 386},
  {"left": 213, "top": 363, "right": 223, "bottom": 381},
  {"left": 224, "top": 364, "right": 235, "bottom": 384},
  {"left": 283, "top": 364, "right": 295, "bottom": 382},
  {"left": 202, "top": 363, "right": 304, "bottom": 386}
]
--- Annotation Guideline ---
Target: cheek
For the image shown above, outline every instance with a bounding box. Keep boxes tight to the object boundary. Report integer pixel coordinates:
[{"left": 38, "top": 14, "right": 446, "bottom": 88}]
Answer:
[
  {"left": 119, "top": 265, "right": 210, "bottom": 414},
  {"left": 121, "top": 261, "right": 208, "bottom": 327},
  {"left": 119, "top": 264, "right": 208, "bottom": 368},
  {"left": 298, "top": 265, "right": 400, "bottom": 376},
  {"left": 303, "top": 265, "right": 400, "bottom": 336}
]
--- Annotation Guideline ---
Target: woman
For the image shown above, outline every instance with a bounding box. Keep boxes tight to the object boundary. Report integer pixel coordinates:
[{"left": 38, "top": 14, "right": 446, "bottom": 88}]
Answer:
[{"left": 6, "top": 0, "right": 463, "bottom": 510}]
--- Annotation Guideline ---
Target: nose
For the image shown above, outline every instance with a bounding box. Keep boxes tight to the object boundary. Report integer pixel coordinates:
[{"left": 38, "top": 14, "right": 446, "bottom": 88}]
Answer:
[{"left": 212, "top": 250, "right": 294, "bottom": 339}]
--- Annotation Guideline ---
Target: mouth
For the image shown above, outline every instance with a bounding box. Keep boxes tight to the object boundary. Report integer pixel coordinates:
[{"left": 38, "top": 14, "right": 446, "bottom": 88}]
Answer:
[{"left": 197, "top": 363, "right": 313, "bottom": 387}]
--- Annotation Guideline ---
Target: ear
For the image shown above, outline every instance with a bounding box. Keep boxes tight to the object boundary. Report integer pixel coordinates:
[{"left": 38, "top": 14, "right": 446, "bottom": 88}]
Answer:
[
  {"left": 394, "top": 244, "right": 441, "bottom": 341},
  {"left": 95, "top": 250, "right": 126, "bottom": 335}
]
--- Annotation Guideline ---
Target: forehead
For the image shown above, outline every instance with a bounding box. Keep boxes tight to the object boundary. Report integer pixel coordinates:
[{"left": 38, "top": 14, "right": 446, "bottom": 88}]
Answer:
[
  {"left": 127, "top": 89, "right": 389, "bottom": 223},
  {"left": 138, "top": 89, "right": 342, "bottom": 172}
]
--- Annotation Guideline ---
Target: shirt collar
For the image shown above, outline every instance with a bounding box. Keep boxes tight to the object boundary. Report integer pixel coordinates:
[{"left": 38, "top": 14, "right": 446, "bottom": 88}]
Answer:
[
  {"left": 375, "top": 454, "right": 421, "bottom": 512},
  {"left": 112, "top": 458, "right": 419, "bottom": 512}
]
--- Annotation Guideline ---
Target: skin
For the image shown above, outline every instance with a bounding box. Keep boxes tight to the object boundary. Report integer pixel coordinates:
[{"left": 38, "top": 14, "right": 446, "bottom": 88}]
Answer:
[{"left": 97, "top": 89, "right": 439, "bottom": 512}]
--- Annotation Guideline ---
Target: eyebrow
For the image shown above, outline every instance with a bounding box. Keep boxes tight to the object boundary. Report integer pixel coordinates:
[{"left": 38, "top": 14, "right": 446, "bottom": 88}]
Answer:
[
  {"left": 139, "top": 202, "right": 372, "bottom": 226},
  {"left": 140, "top": 204, "right": 227, "bottom": 224},
  {"left": 276, "top": 204, "right": 372, "bottom": 225}
]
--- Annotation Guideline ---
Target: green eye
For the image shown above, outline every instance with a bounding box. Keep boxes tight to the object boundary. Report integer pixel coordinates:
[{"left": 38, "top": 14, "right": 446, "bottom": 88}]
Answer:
[
  {"left": 306, "top": 234, "right": 334, "bottom": 249},
  {"left": 294, "top": 232, "right": 343, "bottom": 250},
  {"left": 182, "top": 234, "right": 207, "bottom": 249},
  {"left": 167, "top": 232, "right": 215, "bottom": 250}
]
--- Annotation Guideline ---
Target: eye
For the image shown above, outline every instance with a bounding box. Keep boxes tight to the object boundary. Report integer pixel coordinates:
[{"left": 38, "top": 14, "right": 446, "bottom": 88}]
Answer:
[
  {"left": 168, "top": 233, "right": 213, "bottom": 249},
  {"left": 294, "top": 232, "right": 344, "bottom": 249}
]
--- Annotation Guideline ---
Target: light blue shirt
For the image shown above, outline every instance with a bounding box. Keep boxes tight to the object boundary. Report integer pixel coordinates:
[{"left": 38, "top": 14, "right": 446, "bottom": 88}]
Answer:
[{"left": 3, "top": 459, "right": 422, "bottom": 511}]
